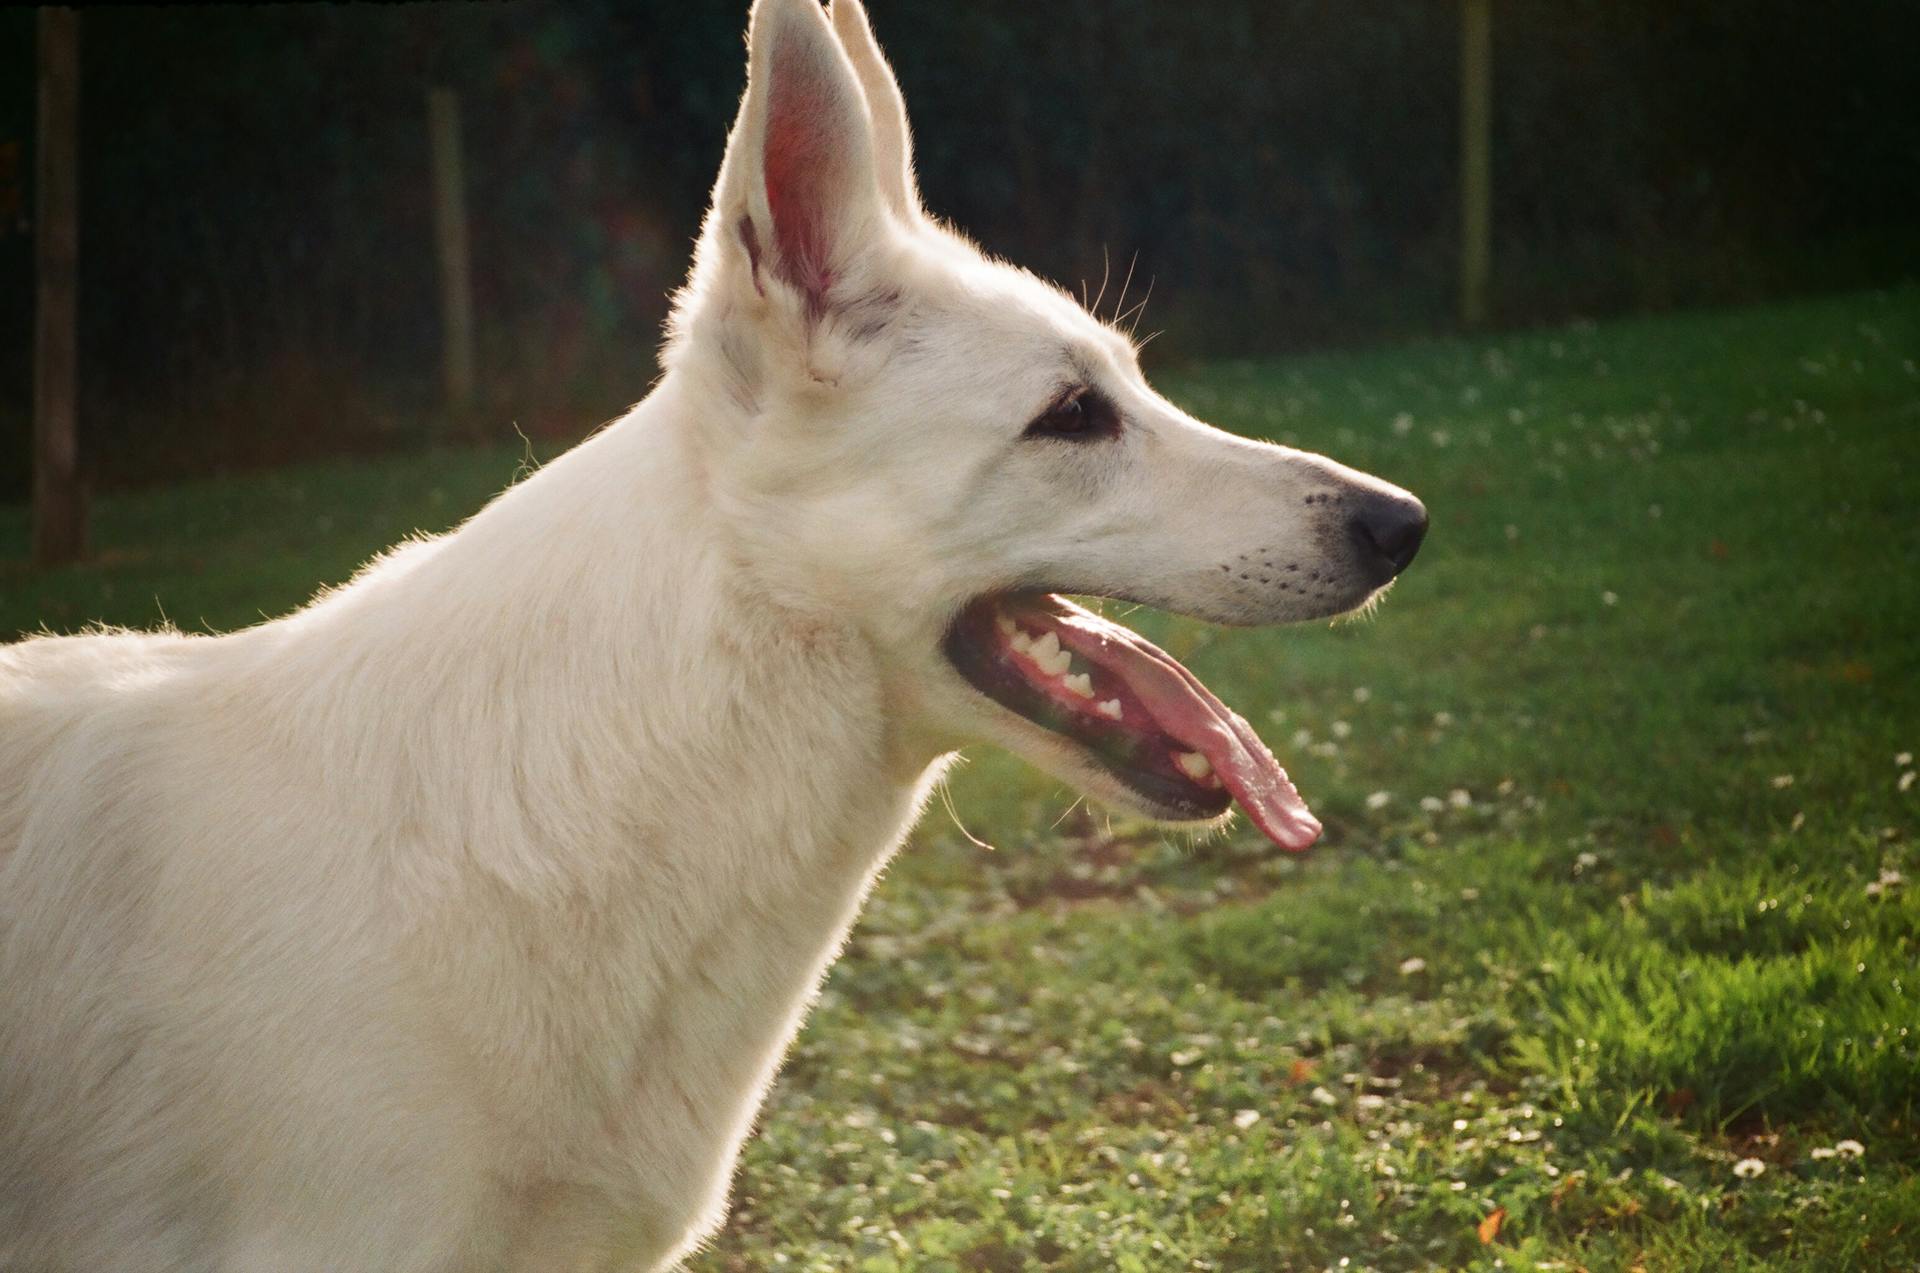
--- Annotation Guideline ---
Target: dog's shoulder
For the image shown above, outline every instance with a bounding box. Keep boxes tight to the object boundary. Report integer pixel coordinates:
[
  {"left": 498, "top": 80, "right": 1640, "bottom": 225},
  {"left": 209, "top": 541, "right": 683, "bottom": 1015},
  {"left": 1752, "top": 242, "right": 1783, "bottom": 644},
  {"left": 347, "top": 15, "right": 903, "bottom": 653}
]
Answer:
[{"left": 0, "top": 628, "right": 197, "bottom": 852}]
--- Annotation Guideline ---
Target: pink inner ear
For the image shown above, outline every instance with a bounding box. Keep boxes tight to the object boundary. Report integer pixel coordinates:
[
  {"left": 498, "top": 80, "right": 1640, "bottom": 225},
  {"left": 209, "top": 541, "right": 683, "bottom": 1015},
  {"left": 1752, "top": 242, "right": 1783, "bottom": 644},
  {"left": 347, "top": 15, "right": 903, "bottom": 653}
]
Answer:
[{"left": 762, "top": 50, "right": 844, "bottom": 302}]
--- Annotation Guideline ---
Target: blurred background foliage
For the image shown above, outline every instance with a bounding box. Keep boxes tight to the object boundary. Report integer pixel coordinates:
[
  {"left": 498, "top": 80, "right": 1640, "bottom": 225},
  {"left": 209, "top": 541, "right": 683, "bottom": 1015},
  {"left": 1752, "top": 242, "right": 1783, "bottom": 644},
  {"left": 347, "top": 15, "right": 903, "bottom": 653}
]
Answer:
[{"left": 0, "top": 0, "right": 1914, "bottom": 498}]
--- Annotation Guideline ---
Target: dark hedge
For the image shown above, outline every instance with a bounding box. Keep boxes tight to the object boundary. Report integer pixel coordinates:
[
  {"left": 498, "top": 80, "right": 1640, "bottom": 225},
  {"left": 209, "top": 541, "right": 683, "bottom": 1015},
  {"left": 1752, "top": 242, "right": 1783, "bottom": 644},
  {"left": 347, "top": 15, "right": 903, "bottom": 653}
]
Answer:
[{"left": 1, "top": 1, "right": 1914, "bottom": 494}]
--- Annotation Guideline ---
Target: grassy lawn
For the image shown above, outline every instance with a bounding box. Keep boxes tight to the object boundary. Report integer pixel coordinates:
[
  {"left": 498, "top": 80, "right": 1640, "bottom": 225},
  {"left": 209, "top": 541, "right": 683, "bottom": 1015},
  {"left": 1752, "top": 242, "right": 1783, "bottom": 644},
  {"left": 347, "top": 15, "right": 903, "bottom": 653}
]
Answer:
[{"left": 4, "top": 286, "right": 1918, "bottom": 1269}]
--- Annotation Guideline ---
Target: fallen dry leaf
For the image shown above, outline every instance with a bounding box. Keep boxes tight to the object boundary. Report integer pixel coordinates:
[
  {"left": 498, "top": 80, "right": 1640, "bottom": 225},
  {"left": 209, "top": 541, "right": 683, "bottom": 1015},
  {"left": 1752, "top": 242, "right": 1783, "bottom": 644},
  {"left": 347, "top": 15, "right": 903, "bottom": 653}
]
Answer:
[{"left": 1477, "top": 1206, "right": 1506, "bottom": 1244}]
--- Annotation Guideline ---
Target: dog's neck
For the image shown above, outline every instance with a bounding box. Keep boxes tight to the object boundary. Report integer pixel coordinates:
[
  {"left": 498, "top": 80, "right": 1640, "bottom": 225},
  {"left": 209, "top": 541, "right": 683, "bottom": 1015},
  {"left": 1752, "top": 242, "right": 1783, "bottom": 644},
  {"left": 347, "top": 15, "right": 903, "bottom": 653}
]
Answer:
[
  {"left": 275, "top": 373, "right": 928, "bottom": 870},
  {"left": 262, "top": 374, "right": 949, "bottom": 1202}
]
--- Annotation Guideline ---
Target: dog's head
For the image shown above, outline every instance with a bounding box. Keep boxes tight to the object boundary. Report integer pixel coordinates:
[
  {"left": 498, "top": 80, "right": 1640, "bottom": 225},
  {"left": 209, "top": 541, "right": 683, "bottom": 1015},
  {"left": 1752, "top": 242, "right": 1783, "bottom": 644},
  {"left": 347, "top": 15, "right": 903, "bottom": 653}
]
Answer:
[{"left": 662, "top": 0, "right": 1425, "bottom": 848}]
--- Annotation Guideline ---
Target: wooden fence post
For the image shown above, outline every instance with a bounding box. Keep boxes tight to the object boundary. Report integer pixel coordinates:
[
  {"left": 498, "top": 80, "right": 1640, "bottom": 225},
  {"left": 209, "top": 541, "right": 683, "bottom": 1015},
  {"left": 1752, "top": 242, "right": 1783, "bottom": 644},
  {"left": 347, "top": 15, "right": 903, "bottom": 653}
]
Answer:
[
  {"left": 1459, "top": 0, "right": 1493, "bottom": 330},
  {"left": 33, "top": 7, "right": 84, "bottom": 566},
  {"left": 428, "top": 86, "right": 476, "bottom": 425}
]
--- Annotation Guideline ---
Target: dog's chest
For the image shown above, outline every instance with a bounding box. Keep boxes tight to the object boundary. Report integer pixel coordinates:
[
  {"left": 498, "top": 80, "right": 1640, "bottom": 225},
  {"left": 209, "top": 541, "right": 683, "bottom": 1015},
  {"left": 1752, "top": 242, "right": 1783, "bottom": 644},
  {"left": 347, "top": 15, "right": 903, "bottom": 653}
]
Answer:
[
  {"left": 482, "top": 777, "right": 931, "bottom": 1266},
  {"left": 417, "top": 625, "right": 933, "bottom": 1259}
]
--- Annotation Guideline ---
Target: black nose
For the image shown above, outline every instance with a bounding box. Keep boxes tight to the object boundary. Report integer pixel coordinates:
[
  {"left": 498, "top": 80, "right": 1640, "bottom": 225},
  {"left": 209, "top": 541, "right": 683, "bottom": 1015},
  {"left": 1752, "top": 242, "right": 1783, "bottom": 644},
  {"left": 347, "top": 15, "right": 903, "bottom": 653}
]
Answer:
[{"left": 1348, "top": 491, "right": 1428, "bottom": 581}]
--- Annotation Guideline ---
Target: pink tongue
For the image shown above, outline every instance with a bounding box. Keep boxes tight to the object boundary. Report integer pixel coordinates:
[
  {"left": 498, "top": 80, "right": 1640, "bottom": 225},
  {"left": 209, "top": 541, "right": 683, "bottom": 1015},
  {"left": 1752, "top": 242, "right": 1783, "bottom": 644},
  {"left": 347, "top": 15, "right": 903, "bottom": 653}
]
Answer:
[{"left": 1042, "top": 601, "right": 1322, "bottom": 852}]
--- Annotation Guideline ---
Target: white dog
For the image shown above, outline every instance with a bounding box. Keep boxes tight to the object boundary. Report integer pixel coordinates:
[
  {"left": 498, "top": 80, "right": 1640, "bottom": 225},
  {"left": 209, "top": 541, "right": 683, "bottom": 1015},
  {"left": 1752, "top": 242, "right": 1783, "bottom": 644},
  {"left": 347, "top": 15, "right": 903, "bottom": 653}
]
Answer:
[{"left": 0, "top": 1, "right": 1425, "bottom": 1268}]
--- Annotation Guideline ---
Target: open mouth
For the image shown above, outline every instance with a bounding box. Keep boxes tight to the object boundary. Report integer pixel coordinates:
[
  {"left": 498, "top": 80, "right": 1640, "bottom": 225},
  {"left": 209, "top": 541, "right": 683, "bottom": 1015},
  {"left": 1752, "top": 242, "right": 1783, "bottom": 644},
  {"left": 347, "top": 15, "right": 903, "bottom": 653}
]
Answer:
[{"left": 942, "top": 593, "right": 1322, "bottom": 851}]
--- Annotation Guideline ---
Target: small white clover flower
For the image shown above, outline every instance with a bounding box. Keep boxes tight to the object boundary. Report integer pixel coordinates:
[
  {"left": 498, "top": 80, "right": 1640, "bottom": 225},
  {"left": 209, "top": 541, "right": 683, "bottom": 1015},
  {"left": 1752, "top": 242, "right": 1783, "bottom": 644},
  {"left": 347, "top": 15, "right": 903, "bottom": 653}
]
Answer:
[
  {"left": 1448, "top": 788, "right": 1473, "bottom": 809},
  {"left": 1770, "top": 773, "right": 1795, "bottom": 789},
  {"left": 1365, "top": 791, "right": 1393, "bottom": 811},
  {"left": 1836, "top": 1139, "right": 1865, "bottom": 1159},
  {"left": 1602, "top": 590, "right": 1619, "bottom": 607},
  {"left": 1810, "top": 1146, "right": 1838, "bottom": 1161},
  {"left": 1398, "top": 957, "right": 1428, "bottom": 976},
  {"left": 1232, "top": 1109, "right": 1261, "bottom": 1130},
  {"left": 1733, "top": 1158, "right": 1766, "bottom": 1179},
  {"left": 1420, "top": 796, "right": 1446, "bottom": 814}
]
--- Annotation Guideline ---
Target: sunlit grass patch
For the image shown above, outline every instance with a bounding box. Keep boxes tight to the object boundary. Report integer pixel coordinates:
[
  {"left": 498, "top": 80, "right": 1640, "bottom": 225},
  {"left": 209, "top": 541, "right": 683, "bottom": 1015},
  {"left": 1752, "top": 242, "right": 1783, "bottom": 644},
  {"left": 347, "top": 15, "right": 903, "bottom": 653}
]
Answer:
[{"left": 1515, "top": 855, "right": 1919, "bottom": 1134}]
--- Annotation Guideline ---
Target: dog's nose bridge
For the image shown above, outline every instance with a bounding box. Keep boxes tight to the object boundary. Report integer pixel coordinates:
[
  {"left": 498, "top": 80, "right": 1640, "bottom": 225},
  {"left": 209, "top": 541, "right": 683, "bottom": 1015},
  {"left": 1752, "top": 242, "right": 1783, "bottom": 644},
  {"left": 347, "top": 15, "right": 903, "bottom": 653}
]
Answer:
[{"left": 1156, "top": 414, "right": 1426, "bottom": 563}]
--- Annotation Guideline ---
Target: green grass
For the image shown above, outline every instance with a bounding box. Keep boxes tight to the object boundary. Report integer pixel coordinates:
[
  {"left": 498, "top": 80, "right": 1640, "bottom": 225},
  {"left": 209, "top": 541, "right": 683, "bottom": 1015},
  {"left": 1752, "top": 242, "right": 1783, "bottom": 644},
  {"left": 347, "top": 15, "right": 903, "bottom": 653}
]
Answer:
[{"left": 5, "top": 286, "right": 1918, "bottom": 1269}]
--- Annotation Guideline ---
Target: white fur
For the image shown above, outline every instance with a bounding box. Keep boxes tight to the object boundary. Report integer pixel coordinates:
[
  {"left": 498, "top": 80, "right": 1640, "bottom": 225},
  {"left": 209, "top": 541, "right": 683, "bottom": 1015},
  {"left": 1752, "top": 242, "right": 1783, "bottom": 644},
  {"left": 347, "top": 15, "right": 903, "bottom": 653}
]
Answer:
[{"left": 0, "top": 2, "right": 1419, "bottom": 1268}]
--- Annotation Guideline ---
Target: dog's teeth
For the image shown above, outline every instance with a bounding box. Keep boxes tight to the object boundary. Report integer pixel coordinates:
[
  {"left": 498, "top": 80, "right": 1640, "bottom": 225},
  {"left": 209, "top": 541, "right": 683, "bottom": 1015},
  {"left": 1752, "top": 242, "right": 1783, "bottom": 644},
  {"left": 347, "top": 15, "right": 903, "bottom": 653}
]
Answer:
[
  {"left": 995, "top": 614, "right": 1017, "bottom": 637},
  {"left": 1009, "top": 629, "right": 1033, "bottom": 654},
  {"left": 1028, "top": 632, "right": 1072, "bottom": 676},
  {"left": 1175, "top": 751, "right": 1214, "bottom": 783},
  {"left": 1062, "top": 672, "right": 1094, "bottom": 699},
  {"left": 1096, "top": 699, "right": 1124, "bottom": 720}
]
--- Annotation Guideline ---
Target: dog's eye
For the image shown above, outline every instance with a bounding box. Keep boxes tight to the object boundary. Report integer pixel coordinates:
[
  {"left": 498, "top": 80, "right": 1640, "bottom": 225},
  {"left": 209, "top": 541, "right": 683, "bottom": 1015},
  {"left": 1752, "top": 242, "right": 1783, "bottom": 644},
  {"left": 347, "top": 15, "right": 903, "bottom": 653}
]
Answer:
[{"left": 1024, "top": 390, "right": 1118, "bottom": 441}]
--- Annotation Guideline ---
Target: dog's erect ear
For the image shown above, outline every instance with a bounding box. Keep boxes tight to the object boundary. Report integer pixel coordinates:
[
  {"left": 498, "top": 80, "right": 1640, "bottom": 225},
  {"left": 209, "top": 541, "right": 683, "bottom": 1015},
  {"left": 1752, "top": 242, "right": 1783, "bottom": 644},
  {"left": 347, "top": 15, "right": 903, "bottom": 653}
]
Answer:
[
  {"left": 829, "top": 0, "right": 920, "bottom": 218},
  {"left": 713, "top": 0, "right": 885, "bottom": 310}
]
